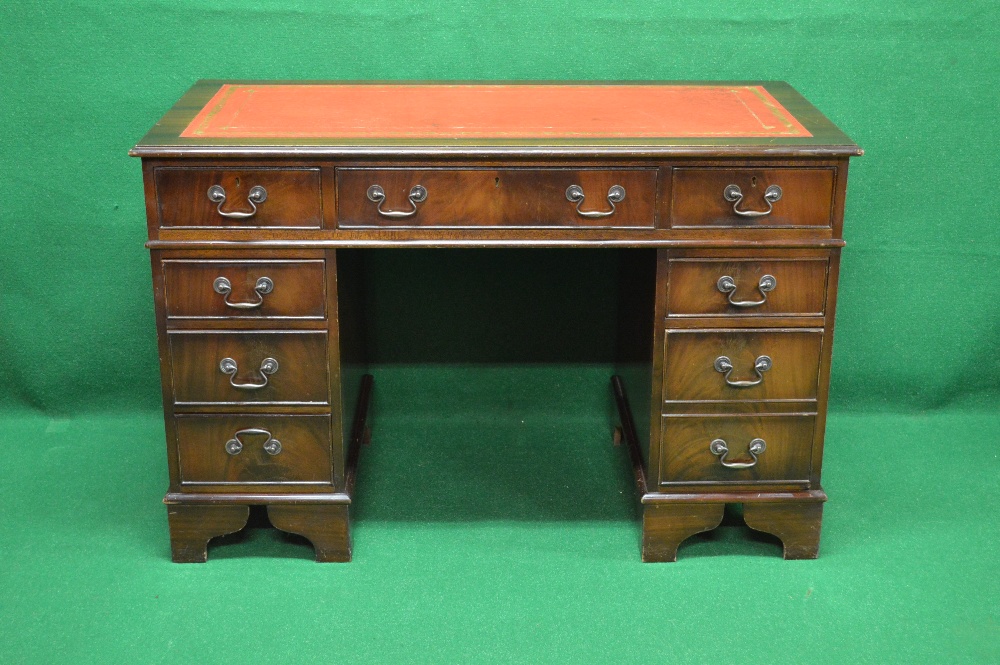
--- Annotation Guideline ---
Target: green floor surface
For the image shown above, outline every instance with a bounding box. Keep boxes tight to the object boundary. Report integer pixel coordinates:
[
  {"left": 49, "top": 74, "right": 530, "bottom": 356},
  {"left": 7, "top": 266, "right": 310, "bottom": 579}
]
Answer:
[{"left": 0, "top": 369, "right": 996, "bottom": 664}]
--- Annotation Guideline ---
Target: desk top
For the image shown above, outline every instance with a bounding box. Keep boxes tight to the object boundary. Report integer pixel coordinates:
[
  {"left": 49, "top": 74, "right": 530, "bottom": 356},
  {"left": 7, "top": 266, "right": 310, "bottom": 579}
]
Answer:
[{"left": 131, "top": 81, "right": 860, "bottom": 159}]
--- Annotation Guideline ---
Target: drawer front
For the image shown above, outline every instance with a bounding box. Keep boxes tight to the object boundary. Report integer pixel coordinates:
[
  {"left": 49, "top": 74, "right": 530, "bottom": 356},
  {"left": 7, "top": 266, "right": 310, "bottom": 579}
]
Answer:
[
  {"left": 169, "top": 331, "right": 329, "bottom": 405},
  {"left": 176, "top": 415, "right": 332, "bottom": 486},
  {"left": 666, "top": 258, "right": 828, "bottom": 317},
  {"left": 659, "top": 414, "right": 815, "bottom": 485},
  {"left": 163, "top": 259, "right": 327, "bottom": 320},
  {"left": 663, "top": 330, "right": 822, "bottom": 403},
  {"left": 336, "top": 168, "right": 656, "bottom": 228},
  {"left": 154, "top": 167, "right": 323, "bottom": 228},
  {"left": 670, "top": 168, "right": 834, "bottom": 228}
]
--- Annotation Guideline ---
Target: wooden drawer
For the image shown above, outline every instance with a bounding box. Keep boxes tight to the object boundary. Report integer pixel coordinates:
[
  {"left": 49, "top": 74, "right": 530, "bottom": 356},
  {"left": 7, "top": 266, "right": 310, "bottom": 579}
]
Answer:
[
  {"left": 163, "top": 259, "right": 327, "bottom": 320},
  {"left": 670, "top": 167, "right": 834, "bottom": 228},
  {"left": 659, "top": 414, "right": 815, "bottom": 486},
  {"left": 663, "top": 329, "right": 822, "bottom": 403},
  {"left": 154, "top": 167, "right": 323, "bottom": 228},
  {"left": 666, "top": 257, "right": 828, "bottom": 317},
  {"left": 175, "top": 415, "right": 333, "bottom": 487},
  {"left": 169, "top": 331, "right": 329, "bottom": 406},
  {"left": 336, "top": 168, "right": 656, "bottom": 228}
]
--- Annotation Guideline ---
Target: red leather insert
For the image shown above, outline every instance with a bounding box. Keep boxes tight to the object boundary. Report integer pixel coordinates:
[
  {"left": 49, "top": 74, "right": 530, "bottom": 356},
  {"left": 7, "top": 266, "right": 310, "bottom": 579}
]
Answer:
[{"left": 181, "top": 84, "right": 811, "bottom": 139}]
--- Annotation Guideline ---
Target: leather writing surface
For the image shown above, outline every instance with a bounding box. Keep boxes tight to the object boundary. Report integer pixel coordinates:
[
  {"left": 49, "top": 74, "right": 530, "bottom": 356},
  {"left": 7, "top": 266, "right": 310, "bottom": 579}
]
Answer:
[{"left": 181, "top": 84, "right": 812, "bottom": 139}]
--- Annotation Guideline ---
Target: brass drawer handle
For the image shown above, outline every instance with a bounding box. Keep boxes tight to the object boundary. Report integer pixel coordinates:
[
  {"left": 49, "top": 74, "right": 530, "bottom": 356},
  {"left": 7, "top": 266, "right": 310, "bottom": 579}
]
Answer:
[
  {"left": 710, "top": 438, "right": 766, "bottom": 469},
  {"left": 219, "top": 357, "right": 279, "bottom": 390},
  {"left": 213, "top": 276, "right": 274, "bottom": 309},
  {"left": 367, "top": 184, "right": 427, "bottom": 218},
  {"left": 723, "top": 184, "right": 782, "bottom": 218},
  {"left": 714, "top": 355, "right": 772, "bottom": 388},
  {"left": 717, "top": 274, "right": 776, "bottom": 308},
  {"left": 207, "top": 184, "right": 268, "bottom": 219},
  {"left": 225, "top": 428, "right": 282, "bottom": 456},
  {"left": 566, "top": 185, "right": 626, "bottom": 218}
]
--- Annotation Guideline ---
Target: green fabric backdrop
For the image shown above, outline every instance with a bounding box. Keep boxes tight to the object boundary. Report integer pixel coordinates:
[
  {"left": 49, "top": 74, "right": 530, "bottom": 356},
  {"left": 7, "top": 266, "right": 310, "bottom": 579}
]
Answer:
[{"left": 1, "top": 2, "right": 998, "bottom": 664}]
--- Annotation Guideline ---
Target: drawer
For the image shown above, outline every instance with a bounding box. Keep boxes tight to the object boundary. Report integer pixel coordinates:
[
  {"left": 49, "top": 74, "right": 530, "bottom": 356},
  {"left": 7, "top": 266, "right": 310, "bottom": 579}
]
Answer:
[
  {"left": 154, "top": 167, "right": 323, "bottom": 228},
  {"left": 666, "top": 257, "right": 828, "bottom": 317},
  {"left": 163, "top": 259, "right": 327, "bottom": 320},
  {"left": 663, "top": 329, "right": 822, "bottom": 403},
  {"left": 670, "top": 167, "right": 835, "bottom": 228},
  {"left": 175, "top": 415, "right": 333, "bottom": 486},
  {"left": 336, "top": 168, "right": 656, "bottom": 228},
  {"left": 169, "top": 331, "right": 329, "bottom": 406},
  {"left": 659, "top": 414, "right": 815, "bottom": 486}
]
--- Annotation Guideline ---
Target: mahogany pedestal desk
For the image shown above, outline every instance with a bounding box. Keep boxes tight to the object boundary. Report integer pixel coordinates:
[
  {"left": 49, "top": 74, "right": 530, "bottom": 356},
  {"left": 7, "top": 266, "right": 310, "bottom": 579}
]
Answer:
[{"left": 131, "top": 81, "right": 861, "bottom": 563}]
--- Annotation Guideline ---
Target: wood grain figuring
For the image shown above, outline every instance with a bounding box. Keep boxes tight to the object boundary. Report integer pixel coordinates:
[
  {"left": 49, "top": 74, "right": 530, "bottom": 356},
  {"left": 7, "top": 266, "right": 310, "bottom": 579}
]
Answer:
[
  {"left": 163, "top": 259, "right": 326, "bottom": 320},
  {"left": 336, "top": 168, "right": 657, "bottom": 228},
  {"left": 666, "top": 258, "right": 829, "bottom": 317},
  {"left": 154, "top": 167, "right": 322, "bottom": 228},
  {"left": 168, "top": 331, "right": 329, "bottom": 405},
  {"left": 134, "top": 81, "right": 859, "bottom": 563},
  {"left": 181, "top": 84, "right": 811, "bottom": 139},
  {"left": 175, "top": 415, "right": 333, "bottom": 487},
  {"left": 267, "top": 504, "right": 351, "bottom": 562},
  {"left": 166, "top": 504, "right": 250, "bottom": 563},
  {"left": 642, "top": 503, "right": 725, "bottom": 562},
  {"left": 659, "top": 414, "right": 816, "bottom": 486},
  {"left": 743, "top": 501, "right": 824, "bottom": 559},
  {"left": 670, "top": 168, "right": 835, "bottom": 228},
  {"left": 663, "top": 329, "right": 823, "bottom": 403}
]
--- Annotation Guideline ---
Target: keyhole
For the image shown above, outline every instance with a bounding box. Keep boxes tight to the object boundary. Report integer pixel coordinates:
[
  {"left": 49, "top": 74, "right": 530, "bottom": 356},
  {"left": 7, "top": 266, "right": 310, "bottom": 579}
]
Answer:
[
  {"left": 751, "top": 176, "right": 757, "bottom": 188},
  {"left": 235, "top": 177, "right": 241, "bottom": 188},
  {"left": 495, "top": 177, "right": 500, "bottom": 188}
]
